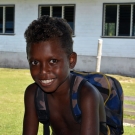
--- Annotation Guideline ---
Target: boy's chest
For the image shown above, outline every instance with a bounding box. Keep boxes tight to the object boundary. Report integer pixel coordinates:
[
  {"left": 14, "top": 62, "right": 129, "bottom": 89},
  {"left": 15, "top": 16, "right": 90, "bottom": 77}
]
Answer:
[
  {"left": 48, "top": 98, "right": 80, "bottom": 135},
  {"left": 49, "top": 97, "right": 73, "bottom": 123}
]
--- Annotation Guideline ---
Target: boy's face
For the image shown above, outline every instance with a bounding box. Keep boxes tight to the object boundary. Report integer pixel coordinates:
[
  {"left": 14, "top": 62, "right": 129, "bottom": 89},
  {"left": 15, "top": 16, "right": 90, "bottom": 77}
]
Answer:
[{"left": 27, "top": 39, "right": 76, "bottom": 92}]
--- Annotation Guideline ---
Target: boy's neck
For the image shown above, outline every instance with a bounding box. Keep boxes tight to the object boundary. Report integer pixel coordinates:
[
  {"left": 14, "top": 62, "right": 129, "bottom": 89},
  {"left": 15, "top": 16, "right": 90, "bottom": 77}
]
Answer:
[{"left": 48, "top": 74, "right": 72, "bottom": 99}]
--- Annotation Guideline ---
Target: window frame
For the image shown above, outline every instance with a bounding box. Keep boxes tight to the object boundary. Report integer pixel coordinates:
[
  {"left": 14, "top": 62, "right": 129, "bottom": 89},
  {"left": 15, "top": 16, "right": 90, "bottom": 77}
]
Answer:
[
  {"left": 0, "top": 5, "right": 15, "bottom": 35},
  {"left": 38, "top": 4, "right": 75, "bottom": 35},
  {"left": 102, "top": 3, "right": 135, "bottom": 38}
]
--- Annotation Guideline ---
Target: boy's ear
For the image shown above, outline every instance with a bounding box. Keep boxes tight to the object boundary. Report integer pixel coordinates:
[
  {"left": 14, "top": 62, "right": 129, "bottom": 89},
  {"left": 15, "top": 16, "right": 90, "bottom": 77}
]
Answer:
[{"left": 69, "top": 52, "right": 77, "bottom": 69}]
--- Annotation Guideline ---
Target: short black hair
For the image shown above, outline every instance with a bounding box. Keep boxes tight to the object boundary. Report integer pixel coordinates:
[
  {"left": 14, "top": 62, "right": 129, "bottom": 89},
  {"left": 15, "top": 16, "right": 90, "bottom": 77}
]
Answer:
[{"left": 24, "top": 15, "right": 73, "bottom": 56}]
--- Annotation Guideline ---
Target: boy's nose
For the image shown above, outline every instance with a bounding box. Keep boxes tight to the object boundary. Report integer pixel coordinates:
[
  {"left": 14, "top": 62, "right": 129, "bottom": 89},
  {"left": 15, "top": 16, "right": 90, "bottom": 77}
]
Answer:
[{"left": 40, "top": 63, "right": 50, "bottom": 74}]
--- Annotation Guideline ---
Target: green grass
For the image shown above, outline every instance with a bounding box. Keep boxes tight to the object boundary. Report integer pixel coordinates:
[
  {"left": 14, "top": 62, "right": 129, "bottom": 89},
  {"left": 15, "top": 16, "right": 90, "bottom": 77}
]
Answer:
[
  {"left": 108, "top": 74, "right": 135, "bottom": 96},
  {"left": 0, "top": 68, "right": 35, "bottom": 135},
  {"left": 0, "top": 68, "right": 47, "bottom": 135},
  {"left": 124, "top": 126, "right": 135, "bottom": 135},
  {"left": 0, "top": 68, "right": 135, "bottom": 135},
  {"left": 124, "top": 114, "right": 135, "bottom": 120},
  {"left": 124, "top": 100, "right": 135, "bottom": 106}
]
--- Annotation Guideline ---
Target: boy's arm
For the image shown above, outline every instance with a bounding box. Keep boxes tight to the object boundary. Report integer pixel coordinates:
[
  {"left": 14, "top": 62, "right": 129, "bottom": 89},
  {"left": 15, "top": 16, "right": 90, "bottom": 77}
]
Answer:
[
  {"left": 79, "top": 81, "right": 105, "bottom": 135},
  {"left": 22, "top": 83, "right": 39, "bottom": 135}
]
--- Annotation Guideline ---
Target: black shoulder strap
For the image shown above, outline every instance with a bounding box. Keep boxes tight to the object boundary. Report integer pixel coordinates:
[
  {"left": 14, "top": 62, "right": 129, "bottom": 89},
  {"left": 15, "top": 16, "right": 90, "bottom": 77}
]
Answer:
[
  {"left": 70, "top": 74, "right": 77, "bottom": 90},
  {"left": 43, "top": 92, "right": 50, "bottom": 135},
  {"left": 35, "top": 86, "right": 49, "bottom": 124},
  {"left": 76, "top": 79, "right": 87, "bottom": 122},
  {"left": 43, "top": 122, "right": 50, "bottom": 135},
  {"left": 34, "top": 86, "right": 50, "bottom": 135},
  {"left": 70, "top": 75, "right": 87, "bottom": 123},
  {"left": 77, "top": 78, "right": 88, "bottom": 108}
]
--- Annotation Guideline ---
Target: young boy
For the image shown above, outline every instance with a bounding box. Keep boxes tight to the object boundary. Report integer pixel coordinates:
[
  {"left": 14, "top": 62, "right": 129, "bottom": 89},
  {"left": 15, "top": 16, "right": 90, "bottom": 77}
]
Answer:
[{"left": 23, "top": 15, "right": 107, "bottom": 135}]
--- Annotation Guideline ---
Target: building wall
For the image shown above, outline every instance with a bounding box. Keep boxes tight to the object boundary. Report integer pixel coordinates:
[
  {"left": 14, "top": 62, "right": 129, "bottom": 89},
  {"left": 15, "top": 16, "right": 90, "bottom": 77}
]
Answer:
[
  {"left": 75, "top": 55, "right": 135, "bottom": 77},
  {"left": 0, "top": 0, "right": 135, "bottom": 76}
]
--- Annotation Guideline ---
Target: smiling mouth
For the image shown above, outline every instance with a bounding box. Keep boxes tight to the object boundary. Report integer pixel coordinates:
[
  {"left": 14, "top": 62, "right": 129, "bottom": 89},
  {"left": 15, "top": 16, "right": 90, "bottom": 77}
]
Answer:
[{"left": 40, "top": 79, "right": 54, "bottom": 84}]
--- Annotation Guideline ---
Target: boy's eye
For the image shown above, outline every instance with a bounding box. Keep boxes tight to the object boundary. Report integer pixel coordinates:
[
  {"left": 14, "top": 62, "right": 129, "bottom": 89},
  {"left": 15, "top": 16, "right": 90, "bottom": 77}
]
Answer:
[
  {"left": 31, "top": 60, "right": 39, "bottom": 65},
  {"left": 50, "top": 59, "right": 58, "bottom": 64}
]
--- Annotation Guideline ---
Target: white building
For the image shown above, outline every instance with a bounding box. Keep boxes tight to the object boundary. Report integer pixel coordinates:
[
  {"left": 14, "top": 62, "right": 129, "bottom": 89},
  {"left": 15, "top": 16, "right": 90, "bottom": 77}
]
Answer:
[{"left": 0, "top": 0, "right": 135, "bottom": 76}]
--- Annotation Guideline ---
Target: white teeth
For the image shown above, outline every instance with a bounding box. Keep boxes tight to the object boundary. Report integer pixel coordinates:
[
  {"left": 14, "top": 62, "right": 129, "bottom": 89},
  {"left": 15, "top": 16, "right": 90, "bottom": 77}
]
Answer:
[{"left": 41, "top": 79, "right": 53, "bottom": 84}]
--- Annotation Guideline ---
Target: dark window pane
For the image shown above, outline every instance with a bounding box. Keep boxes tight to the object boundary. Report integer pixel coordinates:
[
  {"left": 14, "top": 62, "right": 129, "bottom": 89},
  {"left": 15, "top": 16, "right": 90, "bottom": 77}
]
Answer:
[
  {"left": 41, "top": 7, "right": 50, "bottom": 16},
  {"left": 5, "top": 7, "right": 14, "bottom": 33},
  {"left": 133, "top": 5, "right": 135, "bottom": 36},
  {"left": 64, "top": 6, "right": 74, "bottom": 32},
  {"left": 119, "top": 5, "right": 131, "bottom": 36},
  {"left": 53, "top": 7, "right": 62, "bottom": 17},
  {"left": 105, "top": 5, "right": 117, "bottom": 36},
  {"left": 0, "top": 7, "right": 3, "bottom": 33}
]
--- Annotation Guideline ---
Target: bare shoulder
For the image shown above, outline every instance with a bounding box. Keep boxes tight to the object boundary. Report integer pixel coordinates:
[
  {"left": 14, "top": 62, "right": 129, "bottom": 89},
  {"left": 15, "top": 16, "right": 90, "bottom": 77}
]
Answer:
[
  {"left": 80, "top": 80, "right": 102, "bottom": 103},
  {"left": 25, "top": 83, "right": 37, "bottom": 93},
  {"left": 78, "top": 79, "right": 105, "bottom": 134},
  {"left": 82, "top": 81, "right": 105, "bottom": 114},
  {"left": 79, "top": 79, "right": 105, "bottom": 119},
  {"left": 23, "top": 83, "right": 39, "bottom": 135},
  {"left": 24, "top": 83, "right": 37, "bottom": 98},
  {"left": 24, "top": 83, "right": 38, "bottom": 111}
]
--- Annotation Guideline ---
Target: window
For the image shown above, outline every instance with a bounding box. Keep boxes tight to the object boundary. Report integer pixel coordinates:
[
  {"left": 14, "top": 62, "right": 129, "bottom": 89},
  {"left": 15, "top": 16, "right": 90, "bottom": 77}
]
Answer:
[
  {"left": 103, "top": 4, "right": 135, "bottom": 37},
  {"left": 39, "top": 5, "right": 75, "bottom": 34},
  {"left": 0, "top": 5, "right": 15, "bottom": 34}
]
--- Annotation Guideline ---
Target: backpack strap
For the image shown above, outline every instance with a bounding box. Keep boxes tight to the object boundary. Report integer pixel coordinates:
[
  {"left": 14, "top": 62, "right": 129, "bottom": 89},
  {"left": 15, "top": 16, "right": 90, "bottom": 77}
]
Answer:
[
  {"left": 35, "top": 86, "right": 50, "bottom": 124},
  {"left": 100, "top": 122, "right": 108, "bottom": 135},
  {"left": 35, "top": 86, "right": 50, "bottom": 135},
  {"left": 70, "top": 74, "right": 87, "bottom": 123},
  {"left": 70, "top": 75, "right": 108, "bottom": 135},
  {"left": 43, "top": 123, "right": 50, "bottom": 135}
]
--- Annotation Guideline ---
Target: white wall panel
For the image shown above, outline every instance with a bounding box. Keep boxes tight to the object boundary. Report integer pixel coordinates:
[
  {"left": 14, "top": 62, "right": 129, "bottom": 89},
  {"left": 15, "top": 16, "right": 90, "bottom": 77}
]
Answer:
[{"left": 0, "top": 0, "right": 135, "bottom": 75}]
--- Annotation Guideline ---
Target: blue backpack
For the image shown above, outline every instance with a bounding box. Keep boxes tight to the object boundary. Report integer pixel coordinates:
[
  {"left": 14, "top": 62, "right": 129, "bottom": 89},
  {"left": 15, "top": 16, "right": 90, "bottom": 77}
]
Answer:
[
  {"left": 35, "top": 71, "right": 124, "bottom": 135},
  {"left": 71, "top": 71, "right": 124, "bottom": 135}
]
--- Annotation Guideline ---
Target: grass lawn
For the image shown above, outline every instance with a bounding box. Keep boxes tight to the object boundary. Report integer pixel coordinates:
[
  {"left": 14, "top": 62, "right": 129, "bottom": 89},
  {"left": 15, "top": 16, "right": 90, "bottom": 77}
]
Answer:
[{"left": 0, "top": 68, "right": 135, "bottom": 135}]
